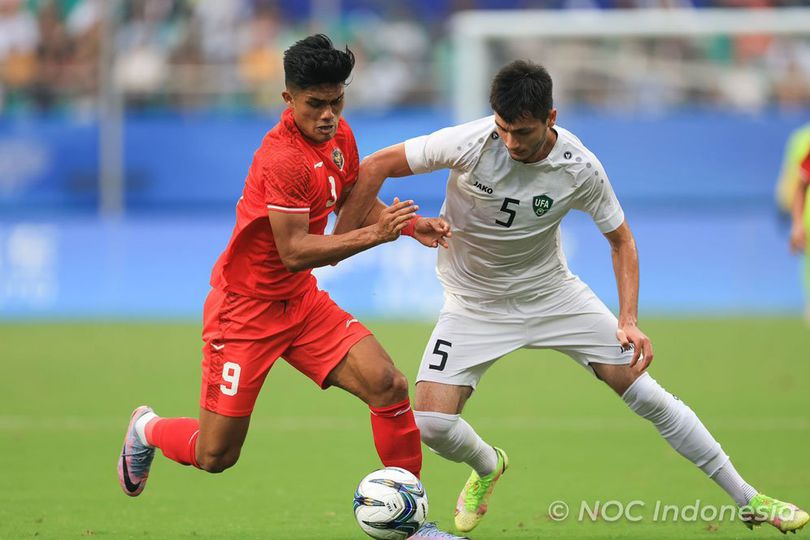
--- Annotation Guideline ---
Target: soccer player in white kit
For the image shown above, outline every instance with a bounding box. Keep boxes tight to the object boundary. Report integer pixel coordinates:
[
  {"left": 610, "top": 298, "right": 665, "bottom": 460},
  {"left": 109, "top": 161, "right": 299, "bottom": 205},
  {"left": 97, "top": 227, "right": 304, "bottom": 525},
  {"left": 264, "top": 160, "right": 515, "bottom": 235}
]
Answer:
[{"left": 335, "top": 60, "right": 808, "bottom": 535}]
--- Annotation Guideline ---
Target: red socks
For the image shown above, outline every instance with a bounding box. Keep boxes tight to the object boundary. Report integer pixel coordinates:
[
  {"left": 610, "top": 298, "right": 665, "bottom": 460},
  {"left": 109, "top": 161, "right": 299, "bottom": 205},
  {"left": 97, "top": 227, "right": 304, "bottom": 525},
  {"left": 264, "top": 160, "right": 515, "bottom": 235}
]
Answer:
[
  {"left": 369, "top": 398, "right": 422, "bottom": 478},
  {"left": 146, "top": 417, "right": 201, "bottom": 468},
  {"left": 144, "top": 403, "right": 421, "bottom": 476}
]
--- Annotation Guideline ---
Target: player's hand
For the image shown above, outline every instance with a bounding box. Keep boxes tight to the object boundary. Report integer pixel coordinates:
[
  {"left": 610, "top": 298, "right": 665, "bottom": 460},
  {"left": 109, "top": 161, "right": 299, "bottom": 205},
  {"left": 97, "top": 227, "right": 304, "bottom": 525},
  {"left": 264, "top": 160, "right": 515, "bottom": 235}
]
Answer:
[
  {"left": 617, "top": 324, "right": 654, "bottom": 372},
  {"left": 413, "top": 217, "right": 452, "bottom": 248},
  {"left": 789, "top": 223, "right": 806, "bottom": 254},
  {"left": 375, "top": 197, "right": 418, "bottom": 243}
]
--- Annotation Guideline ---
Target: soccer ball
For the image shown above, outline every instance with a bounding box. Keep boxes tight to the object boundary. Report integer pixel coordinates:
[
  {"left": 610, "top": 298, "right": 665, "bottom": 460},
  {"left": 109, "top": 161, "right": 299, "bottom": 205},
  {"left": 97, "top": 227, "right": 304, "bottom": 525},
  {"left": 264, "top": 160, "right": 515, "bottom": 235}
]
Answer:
[{"left": 353, "top": 467, "right": 429, "bottom": 539}]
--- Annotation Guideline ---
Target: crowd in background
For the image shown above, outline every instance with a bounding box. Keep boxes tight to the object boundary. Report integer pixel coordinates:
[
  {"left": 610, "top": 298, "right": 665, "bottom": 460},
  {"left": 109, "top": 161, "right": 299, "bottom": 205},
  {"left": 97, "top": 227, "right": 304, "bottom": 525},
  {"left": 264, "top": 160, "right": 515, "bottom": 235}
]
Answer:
[{"left": 0, "top": 0, "right": 809, "bottom": 115}]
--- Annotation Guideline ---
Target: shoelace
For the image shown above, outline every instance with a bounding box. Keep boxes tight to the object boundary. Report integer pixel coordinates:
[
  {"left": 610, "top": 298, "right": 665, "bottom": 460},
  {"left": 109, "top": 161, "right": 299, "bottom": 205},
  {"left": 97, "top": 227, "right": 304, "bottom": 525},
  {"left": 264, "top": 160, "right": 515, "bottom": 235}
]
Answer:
[
  {"left": 464, "top": 478, "right": 484, "bottom": 506},
  {"left": 467, "top": 461, "right": 502, "bottom": 500},
  {"left": 125, "top": 446, "right": 153, "bottom": 469}
]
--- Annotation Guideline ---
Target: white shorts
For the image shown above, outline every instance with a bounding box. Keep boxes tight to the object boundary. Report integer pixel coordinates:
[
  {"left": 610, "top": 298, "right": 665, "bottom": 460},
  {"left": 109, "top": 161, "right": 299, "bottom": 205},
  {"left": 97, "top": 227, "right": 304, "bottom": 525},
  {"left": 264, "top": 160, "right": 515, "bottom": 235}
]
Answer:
[{"left": 416, "top": 278, "right": 634, "bottom": 389}]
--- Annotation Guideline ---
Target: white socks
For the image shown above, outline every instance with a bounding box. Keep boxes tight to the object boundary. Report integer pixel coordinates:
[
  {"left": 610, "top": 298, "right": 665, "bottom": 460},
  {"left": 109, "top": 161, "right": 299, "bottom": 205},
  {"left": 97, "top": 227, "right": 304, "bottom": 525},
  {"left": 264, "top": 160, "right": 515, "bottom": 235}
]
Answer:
[
  {"left": 622, "top": 372, "right": 728, "bottom": 475},
  {"left": 711, "top": 461, "right": 759, "bottom": 506},
  {"left": 412, "top": 373, "right": 758, "bottom": 508},
  {"left": 413, "top": 410, "right": 498, "bottom": 477},
  {"left": 134, "top": 411, "right": 158, "bottom": 447},
  {"left": 622, "top": 372, "right": 757, "bottom": 505}
]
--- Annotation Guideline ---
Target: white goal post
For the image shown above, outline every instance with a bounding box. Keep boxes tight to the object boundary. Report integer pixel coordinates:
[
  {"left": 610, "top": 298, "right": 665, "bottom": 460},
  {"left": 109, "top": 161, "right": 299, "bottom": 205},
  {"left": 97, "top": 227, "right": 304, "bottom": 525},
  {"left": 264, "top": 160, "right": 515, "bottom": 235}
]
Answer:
[{"left": 450, "top": 8, "right": 810, "bottom": 121}]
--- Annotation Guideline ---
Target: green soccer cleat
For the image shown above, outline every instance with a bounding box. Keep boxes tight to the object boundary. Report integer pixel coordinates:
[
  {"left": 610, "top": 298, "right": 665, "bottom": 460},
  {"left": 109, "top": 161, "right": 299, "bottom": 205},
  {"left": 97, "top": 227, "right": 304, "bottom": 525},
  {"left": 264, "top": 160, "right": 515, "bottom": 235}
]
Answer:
[
  {"left": 741, "top": 493, "right": 809, "bottom": 534},
  {"left": 453, "top": 447, "right": 509, "bottom": 533}
]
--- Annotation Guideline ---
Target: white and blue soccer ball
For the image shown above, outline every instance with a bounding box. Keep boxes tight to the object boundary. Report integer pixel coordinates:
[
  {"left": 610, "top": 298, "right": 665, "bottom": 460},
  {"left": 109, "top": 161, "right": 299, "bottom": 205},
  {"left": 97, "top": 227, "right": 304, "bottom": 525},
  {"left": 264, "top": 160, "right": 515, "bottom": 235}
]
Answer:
[{"left": 353, "top": 467, "right": 429, "bottom": 539}]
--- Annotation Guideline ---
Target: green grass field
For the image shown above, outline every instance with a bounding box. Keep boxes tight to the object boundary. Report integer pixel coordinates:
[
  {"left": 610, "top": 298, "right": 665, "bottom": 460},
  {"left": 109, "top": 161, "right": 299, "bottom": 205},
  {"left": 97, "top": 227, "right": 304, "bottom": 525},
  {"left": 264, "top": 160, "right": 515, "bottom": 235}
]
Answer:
[{"left": 1, "top": 319, "right": 808, "bottom": 539}]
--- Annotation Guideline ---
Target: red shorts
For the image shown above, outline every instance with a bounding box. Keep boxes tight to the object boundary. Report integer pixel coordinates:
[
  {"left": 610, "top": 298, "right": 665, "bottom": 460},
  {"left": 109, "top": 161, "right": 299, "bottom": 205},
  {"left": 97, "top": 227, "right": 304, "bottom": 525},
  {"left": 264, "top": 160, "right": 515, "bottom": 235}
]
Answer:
[{"left": 200, "top": 286, "right": 372, "bottom": 417}]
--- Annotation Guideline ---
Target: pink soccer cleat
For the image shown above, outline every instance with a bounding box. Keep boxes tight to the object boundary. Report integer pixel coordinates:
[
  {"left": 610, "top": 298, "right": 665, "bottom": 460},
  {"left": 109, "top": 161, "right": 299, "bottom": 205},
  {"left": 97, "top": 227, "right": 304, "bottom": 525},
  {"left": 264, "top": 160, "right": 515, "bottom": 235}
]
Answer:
[{"left": 117, "top": 405, "right": 156, "bottom": 497}]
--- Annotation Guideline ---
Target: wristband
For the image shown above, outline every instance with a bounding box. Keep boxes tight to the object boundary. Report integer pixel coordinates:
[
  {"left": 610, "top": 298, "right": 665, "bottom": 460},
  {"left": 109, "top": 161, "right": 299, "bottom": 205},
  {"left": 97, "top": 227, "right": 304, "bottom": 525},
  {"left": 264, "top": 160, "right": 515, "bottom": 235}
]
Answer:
[{"left": 402, "top": 215, "right": 421, "bottom": 237}]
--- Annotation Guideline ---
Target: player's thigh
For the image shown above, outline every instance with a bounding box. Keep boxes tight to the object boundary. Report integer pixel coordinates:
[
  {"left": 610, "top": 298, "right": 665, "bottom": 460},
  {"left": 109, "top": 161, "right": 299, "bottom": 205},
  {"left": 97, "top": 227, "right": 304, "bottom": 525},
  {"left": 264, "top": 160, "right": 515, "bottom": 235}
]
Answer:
[
  {"left": 283, "top": 291, "right": 378, "bottom": 393},
  {"left": 324, "top": 335, "right": 409, "bottom": 407},
  {"left": 416, "top": 302, "right": 524, "bottom": 390},
  {"left": 414, "top": 381, "right": 473, "bottom": 415},
  {"left": 200, "top": 288, "right": 294, "bottom": 417},
  {"left": 590, "top": 362, "right": 645, "bottom": 396},
  {"left": 525, "top": 288, "right": 633, "bottom": 378}
]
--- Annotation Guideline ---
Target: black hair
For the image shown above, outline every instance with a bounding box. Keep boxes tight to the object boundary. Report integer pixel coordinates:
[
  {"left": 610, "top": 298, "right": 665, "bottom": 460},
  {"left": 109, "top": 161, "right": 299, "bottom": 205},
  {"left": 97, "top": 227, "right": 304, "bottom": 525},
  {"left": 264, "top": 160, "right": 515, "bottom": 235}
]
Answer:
[
  {"left": 283, "top": 34, "right": 355, "bottom": 90},
  {"left": 489, "top": 60, "right": 553, "bottom": 123}
]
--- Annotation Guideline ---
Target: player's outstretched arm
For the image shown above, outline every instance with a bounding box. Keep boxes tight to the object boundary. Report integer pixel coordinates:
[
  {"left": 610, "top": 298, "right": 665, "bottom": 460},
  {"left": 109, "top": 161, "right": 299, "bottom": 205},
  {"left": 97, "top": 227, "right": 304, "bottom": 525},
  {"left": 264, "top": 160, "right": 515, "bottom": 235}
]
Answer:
[
  {"left": 269, "top": 198, "right": 417, "bottom": 272},
  {"left": 352, "top": 199, "right": 451, "bottom": 249},
  {"left": 604, "top": 220, "right": 654, "bottom": 371},
  {"left": 334, "top": 144, "right": 414, "bottom": 235}
]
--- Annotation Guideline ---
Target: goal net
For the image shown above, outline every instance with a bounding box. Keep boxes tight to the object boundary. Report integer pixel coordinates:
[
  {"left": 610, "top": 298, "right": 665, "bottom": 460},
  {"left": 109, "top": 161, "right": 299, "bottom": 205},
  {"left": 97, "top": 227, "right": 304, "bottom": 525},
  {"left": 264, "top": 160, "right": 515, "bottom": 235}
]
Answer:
[{"left": 449, "top": 8, "right": 810, "bottom": 121}]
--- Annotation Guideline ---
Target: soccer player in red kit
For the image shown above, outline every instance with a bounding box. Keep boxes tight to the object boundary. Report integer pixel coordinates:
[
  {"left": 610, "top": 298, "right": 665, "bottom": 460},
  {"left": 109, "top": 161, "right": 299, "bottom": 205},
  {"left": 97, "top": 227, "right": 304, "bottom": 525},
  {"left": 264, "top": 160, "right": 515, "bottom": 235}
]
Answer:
[{"left": 117, "top": 34, "right": 462, "bottom": 539}]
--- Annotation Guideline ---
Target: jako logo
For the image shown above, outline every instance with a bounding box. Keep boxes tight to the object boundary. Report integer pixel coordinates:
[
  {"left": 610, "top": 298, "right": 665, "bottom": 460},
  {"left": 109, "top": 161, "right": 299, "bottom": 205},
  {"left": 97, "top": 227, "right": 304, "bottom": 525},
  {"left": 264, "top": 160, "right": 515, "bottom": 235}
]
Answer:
[{"left": 473, "top": 180, "right": 493, "bottom": 194}]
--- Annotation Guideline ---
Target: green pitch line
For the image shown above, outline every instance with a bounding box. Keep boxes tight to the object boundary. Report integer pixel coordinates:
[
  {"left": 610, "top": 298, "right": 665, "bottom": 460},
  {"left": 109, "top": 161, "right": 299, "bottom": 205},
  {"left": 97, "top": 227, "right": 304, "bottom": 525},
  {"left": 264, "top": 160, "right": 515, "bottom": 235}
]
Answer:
[{"left": 0, "top": 319, "right": 807, "bottom": 539}]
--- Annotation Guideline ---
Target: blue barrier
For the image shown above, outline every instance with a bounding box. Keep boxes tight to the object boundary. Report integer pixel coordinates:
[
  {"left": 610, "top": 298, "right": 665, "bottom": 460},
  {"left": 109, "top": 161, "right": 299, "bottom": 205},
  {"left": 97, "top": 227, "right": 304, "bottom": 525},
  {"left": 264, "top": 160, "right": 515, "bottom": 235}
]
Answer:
[
  {"left": 0, "top": 109, "right": 806, "bottom": 317},
  {"left": 0, "top": 209, "right": 802, "bottom": 318},
  {"left": 2, "top": 110, "right": 808, "bottom": 213}
]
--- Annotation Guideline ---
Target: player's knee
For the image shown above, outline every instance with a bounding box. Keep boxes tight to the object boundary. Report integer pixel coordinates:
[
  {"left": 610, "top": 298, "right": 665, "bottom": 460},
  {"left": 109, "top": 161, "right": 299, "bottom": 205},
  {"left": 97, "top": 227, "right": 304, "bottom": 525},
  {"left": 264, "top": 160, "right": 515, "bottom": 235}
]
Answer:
[
  {"left": 386, "top": 370, "right": 410, "bottom": 402},
  {"left": 413, "top": 411, "right": 456, "bottom": 448},
  {"left": 197, "top": 447, "right": 241, "bottom": 473},
  {"left": 622, "top": 372, "right": 670, "bottom": 420},
  {"left": 372, "top": 367, "right": 409, "bottom": 404}
]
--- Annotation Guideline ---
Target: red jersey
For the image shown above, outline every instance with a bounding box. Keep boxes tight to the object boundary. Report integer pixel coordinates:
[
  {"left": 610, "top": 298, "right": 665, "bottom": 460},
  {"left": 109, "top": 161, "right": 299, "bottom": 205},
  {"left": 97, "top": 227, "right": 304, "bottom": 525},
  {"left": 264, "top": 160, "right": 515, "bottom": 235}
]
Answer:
[
  {"left": 210, "top": 108, "right": 360, "bottom": 300},
  {"left": 801, "top": 150, "right": 810, "bottom": 179}
]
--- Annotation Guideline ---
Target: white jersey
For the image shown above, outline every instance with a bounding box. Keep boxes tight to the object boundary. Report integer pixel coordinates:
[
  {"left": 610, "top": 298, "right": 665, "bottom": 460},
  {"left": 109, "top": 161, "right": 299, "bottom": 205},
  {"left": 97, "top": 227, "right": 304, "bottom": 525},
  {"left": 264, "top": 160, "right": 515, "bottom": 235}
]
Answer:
[{"left": 404, "top": 115, "right": 624, "bottom": 299}]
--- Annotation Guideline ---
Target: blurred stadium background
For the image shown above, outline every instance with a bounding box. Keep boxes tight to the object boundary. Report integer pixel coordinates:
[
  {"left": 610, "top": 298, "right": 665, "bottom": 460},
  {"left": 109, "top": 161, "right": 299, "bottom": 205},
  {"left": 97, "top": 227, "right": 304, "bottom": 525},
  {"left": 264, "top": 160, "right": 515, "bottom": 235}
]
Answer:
[
  {"left": 2, "top": 2, "right": 810, "bottom": 539},
  {"left": 0, "top": 0, "right": 809, "bottom": 319}
]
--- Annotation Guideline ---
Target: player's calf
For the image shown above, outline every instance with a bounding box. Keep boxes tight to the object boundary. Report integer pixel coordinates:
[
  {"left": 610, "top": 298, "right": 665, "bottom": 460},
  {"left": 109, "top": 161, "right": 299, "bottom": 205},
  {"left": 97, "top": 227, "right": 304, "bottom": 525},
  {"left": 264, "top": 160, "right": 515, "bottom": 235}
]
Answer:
[
  {"left": 194, "top": 427, "right": 245, "bottom": 473},
  {"left": 369, "top": 396, "right": 422, "bottom": 477},
  {"left": 193, "top": 409, "right": 251, "bottom": 472},
  {"left": 621, "top": 372, "right": 728, "bottom": 476},
  {"left": 196, "top": 446, "right": 241, "bottom": 473}
]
